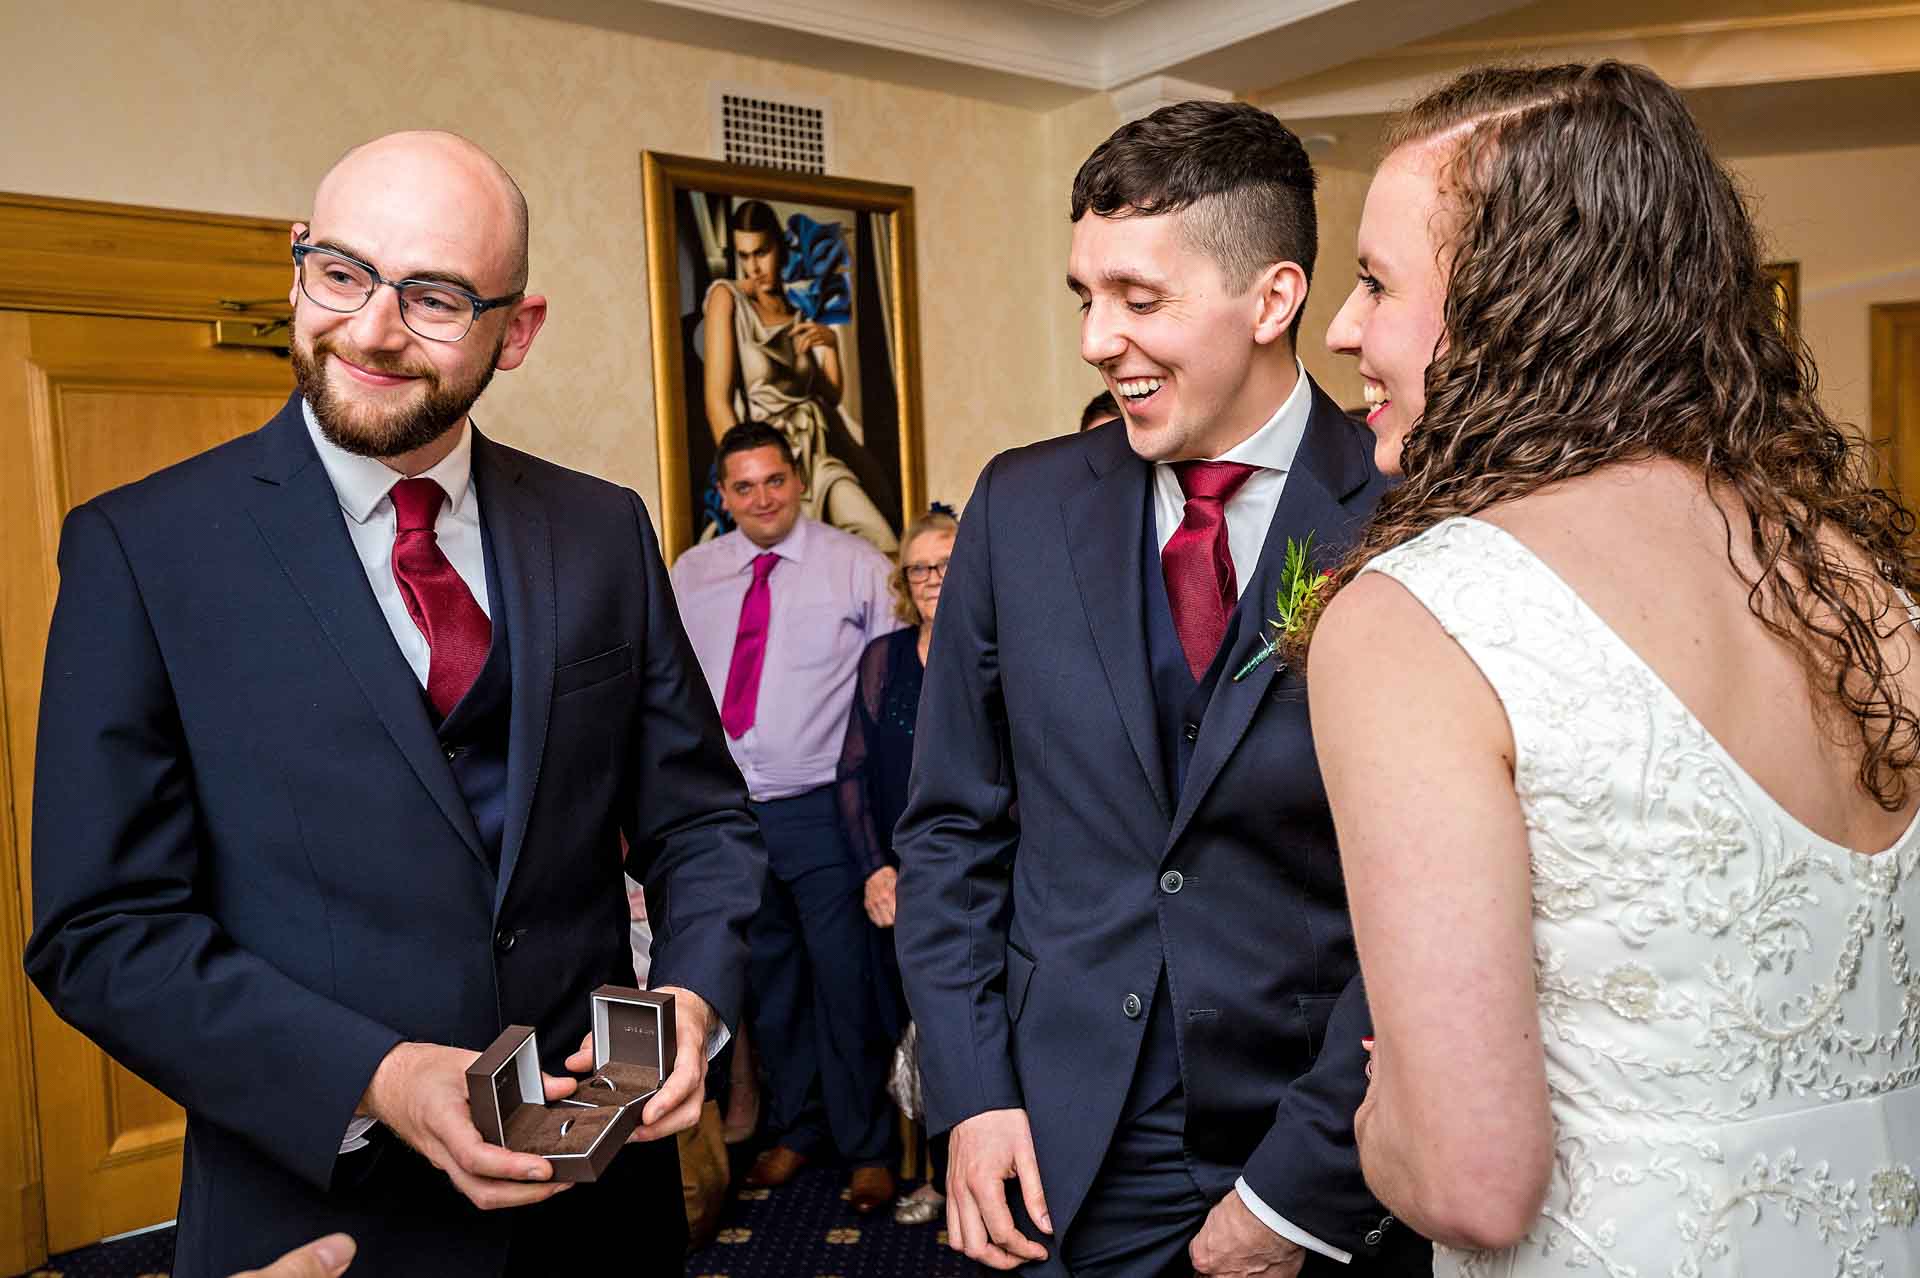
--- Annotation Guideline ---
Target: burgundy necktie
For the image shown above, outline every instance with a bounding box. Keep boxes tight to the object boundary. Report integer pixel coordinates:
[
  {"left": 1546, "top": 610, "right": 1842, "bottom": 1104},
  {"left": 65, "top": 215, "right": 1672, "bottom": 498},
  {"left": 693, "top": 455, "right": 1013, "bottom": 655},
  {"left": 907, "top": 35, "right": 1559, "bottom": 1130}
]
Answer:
[
  {"left": 1161, "top": 461, "right": 1258, "bottom": 682},
  {"left": 389, "top": 477, "right": 491, "bottom": 719},
  {"left": 720, "top": 552, "right": 780, "bottom": 738}
]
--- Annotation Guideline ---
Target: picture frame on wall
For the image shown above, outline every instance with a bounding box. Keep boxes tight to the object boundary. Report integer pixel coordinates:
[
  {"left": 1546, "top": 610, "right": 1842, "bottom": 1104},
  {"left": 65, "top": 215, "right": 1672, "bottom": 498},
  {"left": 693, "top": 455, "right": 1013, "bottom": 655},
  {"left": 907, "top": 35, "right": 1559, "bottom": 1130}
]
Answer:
[
  {"left": 1764, "top": 260, "right": 1799, "bottom": 335},
  {"left": 641, "top": 151, "right": 925, "bottom": 561}
]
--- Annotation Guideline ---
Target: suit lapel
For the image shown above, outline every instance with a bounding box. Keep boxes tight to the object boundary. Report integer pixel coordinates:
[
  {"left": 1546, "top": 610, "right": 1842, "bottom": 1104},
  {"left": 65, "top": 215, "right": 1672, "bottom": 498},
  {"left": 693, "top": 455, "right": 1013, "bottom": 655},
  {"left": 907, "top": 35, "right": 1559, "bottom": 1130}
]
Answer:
[
  {"left": 470, "top": 431, "right": 555, "bottom": 915},
  {"left": 1166, "top": 381, "right": 1374, "bottom": 850},
  {"left": 243, "top": 395, "right": 488, "bottom": 868},
  {"left": 1062, "top": 428, "right": 1171, "bottom": 822}
]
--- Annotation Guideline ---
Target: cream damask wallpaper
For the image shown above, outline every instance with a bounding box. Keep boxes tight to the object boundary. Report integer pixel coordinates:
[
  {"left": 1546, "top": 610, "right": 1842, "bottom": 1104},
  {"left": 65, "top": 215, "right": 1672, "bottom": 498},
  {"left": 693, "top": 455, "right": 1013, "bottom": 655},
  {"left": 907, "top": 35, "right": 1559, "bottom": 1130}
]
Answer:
[
  {"left": 12, "top": 1, "right": 1895, "bottom": 513},
  {"left": 1, "top": 0, "right": 1063, "bottom": 517}
]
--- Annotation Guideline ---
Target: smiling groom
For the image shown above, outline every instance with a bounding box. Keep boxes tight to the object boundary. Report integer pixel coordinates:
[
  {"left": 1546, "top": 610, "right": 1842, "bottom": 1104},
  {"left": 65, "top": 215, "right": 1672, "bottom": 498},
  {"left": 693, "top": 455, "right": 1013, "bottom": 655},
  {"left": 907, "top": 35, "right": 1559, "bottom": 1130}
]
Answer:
[{"left": 895, "top": 102, "right": 1429, "bottom": 1276}]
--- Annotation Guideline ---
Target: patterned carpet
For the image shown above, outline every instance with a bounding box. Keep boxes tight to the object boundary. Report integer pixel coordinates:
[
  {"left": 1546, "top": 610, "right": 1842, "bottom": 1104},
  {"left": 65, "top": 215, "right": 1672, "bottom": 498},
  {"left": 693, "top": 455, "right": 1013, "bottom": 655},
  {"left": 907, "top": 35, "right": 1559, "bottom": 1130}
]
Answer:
[
  {"left": 9, "top": 1165, "right": 972, "bottom": 1278},
  {"left": 688, "top": 1162, "right": 969, "bottom": 1278}
]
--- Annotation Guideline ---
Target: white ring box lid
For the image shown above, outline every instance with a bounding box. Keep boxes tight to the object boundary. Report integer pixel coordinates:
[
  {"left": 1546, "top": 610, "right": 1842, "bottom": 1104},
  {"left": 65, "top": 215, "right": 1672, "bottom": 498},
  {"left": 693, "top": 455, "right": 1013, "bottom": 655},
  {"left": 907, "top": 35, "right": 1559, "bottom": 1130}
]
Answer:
[{"left": 590, "top": 984, "right": 675, "bottom": 1083}]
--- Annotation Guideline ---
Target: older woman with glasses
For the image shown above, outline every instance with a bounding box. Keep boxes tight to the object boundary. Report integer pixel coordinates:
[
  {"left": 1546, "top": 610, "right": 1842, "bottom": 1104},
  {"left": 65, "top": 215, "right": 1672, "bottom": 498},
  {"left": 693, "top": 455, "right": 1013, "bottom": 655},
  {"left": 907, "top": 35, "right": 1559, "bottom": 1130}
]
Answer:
[{"left": 836, "top": 503, "right": 957, "bottom": 1225}]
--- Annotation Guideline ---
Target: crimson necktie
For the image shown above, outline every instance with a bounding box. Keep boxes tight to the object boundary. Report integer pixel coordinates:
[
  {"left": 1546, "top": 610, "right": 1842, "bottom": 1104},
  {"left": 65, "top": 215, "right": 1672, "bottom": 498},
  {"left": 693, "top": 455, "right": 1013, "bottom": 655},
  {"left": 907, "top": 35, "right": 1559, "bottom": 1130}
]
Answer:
[
  {"left": 389, "top": 477, "right": 491, "bottom": 719},
  {"left": 720, "top": 552, "right": 780, "bottom": 739},
  {"left": 1161, "top": 461, "right": 1258, "bottom": 682}
]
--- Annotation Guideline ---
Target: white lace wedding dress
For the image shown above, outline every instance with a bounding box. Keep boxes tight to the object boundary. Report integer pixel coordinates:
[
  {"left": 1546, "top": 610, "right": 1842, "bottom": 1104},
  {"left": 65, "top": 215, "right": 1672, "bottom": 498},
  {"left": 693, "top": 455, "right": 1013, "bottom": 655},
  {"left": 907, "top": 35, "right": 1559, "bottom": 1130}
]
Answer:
[{"left": 1360, "top": 517, "right": 1920, "bottom": 1277}]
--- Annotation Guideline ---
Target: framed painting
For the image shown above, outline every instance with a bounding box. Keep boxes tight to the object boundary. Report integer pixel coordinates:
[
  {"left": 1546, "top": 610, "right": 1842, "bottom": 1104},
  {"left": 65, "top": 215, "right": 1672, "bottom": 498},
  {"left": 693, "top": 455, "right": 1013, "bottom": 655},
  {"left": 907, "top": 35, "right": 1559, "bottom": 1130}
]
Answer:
[
  {"left": 1764, "top": 260, "right": 1799, "bottom": 335},
  {"left": 642, "top": 151, "right": 925, "bottom": 560}
]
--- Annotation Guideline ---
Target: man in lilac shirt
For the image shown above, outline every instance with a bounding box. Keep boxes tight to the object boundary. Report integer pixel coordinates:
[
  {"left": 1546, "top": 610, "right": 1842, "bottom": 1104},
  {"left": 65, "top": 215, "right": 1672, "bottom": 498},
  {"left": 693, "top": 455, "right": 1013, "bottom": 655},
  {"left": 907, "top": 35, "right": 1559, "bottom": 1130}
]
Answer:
[{"left": 671, "top": 422, "right": 902, "bottom": 1211}]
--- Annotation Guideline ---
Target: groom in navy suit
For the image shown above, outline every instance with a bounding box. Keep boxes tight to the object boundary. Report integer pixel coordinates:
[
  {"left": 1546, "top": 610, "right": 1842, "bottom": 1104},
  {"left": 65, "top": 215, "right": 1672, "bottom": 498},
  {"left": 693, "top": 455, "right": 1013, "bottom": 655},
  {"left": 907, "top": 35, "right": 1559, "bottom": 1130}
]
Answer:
[
  {"left": 896, "top": 103, "right": 1429, "bottom": 1275},
  {"left": 25, "top": 132, "right": 764, "bottom": 1275}
]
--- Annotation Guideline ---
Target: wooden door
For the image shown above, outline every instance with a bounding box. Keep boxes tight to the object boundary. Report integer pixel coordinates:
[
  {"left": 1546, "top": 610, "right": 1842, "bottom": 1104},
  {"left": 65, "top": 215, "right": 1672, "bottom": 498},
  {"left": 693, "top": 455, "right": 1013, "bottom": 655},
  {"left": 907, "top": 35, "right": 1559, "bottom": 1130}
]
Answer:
[
  {"left": 1875, "top": 301, "right": 1920, "bottom": 505},
  {"left": 0, "top": 195, "right": 293, "bottom": 1270}
]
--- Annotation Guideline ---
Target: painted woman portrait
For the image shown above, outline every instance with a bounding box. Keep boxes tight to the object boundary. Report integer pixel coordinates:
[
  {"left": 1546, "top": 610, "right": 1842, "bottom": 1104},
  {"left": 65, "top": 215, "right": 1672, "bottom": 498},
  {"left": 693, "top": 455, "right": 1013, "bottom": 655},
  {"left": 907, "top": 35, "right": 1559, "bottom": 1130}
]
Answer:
[{"left": 701, "top": 199, "right": 897, "bottom": 553}]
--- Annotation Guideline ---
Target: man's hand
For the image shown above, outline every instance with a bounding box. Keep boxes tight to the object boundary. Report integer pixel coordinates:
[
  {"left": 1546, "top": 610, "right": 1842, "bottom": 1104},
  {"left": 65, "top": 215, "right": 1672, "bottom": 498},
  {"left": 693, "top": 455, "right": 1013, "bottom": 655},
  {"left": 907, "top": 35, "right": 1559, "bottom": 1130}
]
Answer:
[
  {"left": 946, "top": 1107, "right": 1052, "bottom": 1269},
  {"left": 1189, "top": 1191, "right": 1305, "bottom": 1277},
  {"left": 864, "top": 866, "right": 898, "bottom": 927},
  {"left": 361, "top": 1043, "right": 574, "bottom": 1211},
  {"left": 231, "top": 1233, "right": 356, "bottom": 1277},
  {"left": 566, "top": 985, "right": 715, "bottom": 1143}
]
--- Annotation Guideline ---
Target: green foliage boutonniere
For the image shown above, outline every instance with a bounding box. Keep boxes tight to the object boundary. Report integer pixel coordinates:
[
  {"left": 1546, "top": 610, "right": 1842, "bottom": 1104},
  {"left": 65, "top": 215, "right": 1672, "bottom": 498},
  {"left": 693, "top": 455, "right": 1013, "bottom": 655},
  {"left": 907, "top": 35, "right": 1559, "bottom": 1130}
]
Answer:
[{"left": 1231, "top": 533, "right": 1332, "bottom": 682}]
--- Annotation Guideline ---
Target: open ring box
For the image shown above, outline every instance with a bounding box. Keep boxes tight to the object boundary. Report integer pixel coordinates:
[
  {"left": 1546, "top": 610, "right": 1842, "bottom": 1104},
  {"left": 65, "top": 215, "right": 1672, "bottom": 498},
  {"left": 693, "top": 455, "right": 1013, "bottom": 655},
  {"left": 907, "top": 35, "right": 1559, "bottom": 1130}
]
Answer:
[{"left": 466, "top": 985, "right": 677, "bottom": 1182}]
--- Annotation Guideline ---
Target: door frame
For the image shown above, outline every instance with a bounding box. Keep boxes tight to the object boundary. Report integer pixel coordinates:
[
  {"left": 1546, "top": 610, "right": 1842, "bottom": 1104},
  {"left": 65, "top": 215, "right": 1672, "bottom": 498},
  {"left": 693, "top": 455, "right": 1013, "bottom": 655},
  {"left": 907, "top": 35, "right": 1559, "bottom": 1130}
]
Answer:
[
  {"left": 1873, "top": 300, "right": 1920, "bottom": 506},
  {"left": 0, "top": 193, "right": 293, "bottom": 1273}
]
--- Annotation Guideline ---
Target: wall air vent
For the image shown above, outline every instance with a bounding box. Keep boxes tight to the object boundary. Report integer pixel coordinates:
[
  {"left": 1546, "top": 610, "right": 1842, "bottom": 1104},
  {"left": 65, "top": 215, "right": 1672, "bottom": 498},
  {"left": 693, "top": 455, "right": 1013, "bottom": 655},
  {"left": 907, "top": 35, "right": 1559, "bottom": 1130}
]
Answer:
[{"left": 711, "top": 87, "right": 833, "bottom": 174}]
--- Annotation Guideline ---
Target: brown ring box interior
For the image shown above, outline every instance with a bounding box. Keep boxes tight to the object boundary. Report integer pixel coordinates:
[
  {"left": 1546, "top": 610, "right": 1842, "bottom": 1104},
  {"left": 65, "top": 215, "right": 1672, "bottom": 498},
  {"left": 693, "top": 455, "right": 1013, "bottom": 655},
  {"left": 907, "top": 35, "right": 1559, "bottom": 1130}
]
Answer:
[{"left": 466, "top": 985, "right": 676, "bottom": 1182}]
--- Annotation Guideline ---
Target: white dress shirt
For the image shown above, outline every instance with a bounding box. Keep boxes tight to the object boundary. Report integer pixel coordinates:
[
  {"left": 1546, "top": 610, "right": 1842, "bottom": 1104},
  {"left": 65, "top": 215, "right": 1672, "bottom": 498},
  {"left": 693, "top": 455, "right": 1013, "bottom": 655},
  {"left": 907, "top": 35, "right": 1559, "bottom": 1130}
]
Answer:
[
  {"left": 1145, "top": 369, "right": 1353, "bottom": 1265},
  {"left": 305, "top": 402, "right": 487, "bottom": 1154},
  {"left": 303, "top": 401, "right": 727, "bottom": 1156},
  {"left": 303, "top": 399, "right": 491, "bottom": 656},
  {"left": 1151, "top": 359, "right": 1312, "bottom": 595}
]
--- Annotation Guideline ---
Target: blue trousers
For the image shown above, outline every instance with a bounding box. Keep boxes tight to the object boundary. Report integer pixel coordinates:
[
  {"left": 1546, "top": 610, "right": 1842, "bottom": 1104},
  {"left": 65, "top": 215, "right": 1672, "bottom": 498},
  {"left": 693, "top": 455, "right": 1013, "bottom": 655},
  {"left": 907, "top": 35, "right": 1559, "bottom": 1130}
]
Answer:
[{"left": 747, "top": 786, "right": 893, "bottom": 1164}]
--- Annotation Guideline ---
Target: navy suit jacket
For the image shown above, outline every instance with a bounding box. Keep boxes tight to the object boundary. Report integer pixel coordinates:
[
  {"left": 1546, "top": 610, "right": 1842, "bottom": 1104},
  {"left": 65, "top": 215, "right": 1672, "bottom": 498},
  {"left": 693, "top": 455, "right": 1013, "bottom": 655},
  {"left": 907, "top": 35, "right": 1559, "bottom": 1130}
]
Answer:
[
  {"left": 25, "top": 395, "right": 766, "bottom": 1275},
  {"left": 896, "top": 379, "right": 1424, "bottom": 1267}
]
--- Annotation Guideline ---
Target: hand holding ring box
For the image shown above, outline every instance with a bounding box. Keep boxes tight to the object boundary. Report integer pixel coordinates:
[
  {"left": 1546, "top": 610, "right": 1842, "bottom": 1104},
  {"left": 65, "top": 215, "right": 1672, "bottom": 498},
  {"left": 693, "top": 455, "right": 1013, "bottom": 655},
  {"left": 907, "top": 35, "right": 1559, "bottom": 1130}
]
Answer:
[{"left": 465, "top": 986, "right": 677, "bottom": 1182}]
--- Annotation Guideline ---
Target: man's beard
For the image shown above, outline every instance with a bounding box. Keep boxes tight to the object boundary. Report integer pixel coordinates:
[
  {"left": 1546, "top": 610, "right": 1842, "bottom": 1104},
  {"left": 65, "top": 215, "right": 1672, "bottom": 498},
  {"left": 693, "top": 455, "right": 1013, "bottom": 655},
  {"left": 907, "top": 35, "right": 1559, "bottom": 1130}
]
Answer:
[{"left": 291, "top": 329, "right": 503, "bottom": 460}]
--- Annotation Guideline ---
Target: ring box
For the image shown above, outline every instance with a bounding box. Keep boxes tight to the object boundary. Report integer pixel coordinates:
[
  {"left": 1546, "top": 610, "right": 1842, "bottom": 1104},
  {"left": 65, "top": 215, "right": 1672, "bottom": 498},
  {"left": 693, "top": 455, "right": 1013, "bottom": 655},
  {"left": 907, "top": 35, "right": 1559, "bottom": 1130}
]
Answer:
[{"left": 466, "top": 986, "right": 676, "bottom": 1182}]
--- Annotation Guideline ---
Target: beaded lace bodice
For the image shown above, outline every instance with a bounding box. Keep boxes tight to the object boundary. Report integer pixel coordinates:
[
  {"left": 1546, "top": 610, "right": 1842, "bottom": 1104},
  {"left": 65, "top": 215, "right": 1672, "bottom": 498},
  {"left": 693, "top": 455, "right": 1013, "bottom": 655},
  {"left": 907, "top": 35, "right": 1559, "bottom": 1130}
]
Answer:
[{"left": 1360, "top": 517, "right": 1920, "bottom": 1277}]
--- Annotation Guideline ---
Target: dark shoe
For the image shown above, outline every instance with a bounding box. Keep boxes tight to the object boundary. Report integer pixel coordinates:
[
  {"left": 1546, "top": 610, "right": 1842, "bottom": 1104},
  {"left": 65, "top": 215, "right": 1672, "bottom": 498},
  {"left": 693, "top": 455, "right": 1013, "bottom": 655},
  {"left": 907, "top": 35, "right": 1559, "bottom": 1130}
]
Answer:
[
  {"left": 849, "top": 1165, "right": 896, "bottom": 1214},
  {"left": 744, "top": 1145, "right": 809, "bottom": 1187}
]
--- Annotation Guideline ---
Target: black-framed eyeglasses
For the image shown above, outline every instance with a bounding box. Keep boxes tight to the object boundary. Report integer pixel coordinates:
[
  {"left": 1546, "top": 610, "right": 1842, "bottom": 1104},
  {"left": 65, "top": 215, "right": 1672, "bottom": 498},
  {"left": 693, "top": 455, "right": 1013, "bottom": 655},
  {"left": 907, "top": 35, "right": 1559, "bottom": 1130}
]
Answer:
[
  {"left": 291, "top": 232, "right": 522, "bottom": 343},
  {"left": 903, "top": 559, "right": 949, "bottom": 584}
]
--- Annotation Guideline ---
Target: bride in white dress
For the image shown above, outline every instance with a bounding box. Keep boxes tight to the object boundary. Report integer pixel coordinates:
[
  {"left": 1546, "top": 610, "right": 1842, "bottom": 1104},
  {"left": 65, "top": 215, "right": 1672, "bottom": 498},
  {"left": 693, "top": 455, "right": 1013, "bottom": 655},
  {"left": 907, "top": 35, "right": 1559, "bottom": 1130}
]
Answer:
[{"left": 1308, "top": 62, "right": 1920, "bottom": 1275}]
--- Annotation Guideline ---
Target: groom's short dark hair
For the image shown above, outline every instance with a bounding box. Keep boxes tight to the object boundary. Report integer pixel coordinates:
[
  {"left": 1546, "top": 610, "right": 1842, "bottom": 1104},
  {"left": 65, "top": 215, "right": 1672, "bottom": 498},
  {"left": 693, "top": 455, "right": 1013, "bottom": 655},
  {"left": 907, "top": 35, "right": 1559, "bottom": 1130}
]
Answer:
[{"left": 1071, "top": 100, "right": 1318, "bottom": 338}]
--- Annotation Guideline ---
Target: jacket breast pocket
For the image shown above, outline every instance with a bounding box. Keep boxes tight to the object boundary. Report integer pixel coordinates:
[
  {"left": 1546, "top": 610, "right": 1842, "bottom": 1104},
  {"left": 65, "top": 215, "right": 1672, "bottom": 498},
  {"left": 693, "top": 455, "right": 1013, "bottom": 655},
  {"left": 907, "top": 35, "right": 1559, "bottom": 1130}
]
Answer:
[
  {"left": 554, "top": 643, "right": 633, "bottom": 698},
  {"left": 1005, "top": 943, "right": 1037, "bottom": 1024}
]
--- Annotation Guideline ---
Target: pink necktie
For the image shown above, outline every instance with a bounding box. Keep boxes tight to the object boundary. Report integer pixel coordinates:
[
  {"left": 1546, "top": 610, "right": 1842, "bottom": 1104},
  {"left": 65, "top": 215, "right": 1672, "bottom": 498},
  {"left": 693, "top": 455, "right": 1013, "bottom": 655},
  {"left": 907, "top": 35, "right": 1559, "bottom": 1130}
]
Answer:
[
  {"left": 721, "top": 552, "right": 779, "bottom": 738},
  {"left": 389, "top": 477, "right": 491, "bottom": 719},
  {"left": 1161, "top": 461, "right": 1258, "bottom": 682}
]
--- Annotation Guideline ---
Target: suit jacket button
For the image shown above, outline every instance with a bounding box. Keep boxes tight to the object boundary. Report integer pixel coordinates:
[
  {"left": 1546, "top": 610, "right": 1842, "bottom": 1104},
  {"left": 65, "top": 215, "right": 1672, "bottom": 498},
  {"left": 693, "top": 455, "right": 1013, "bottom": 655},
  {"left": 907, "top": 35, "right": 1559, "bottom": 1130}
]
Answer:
[
  {"left": 1160, "top": 870, "right": 1183, "bottom": 894},
  {"left": 1364, "top": 1229, "right": 1384, "bottom": 1246},
  {"left": 1182, "top": 722, "right": 1199, "bottom": 742},
  {"left": 1122, "top": 992, "right": 1143, "bottom": 1019},
  {"left": 444, "top": 744, "right": 460, "bottom": 762},
  {"left": 494, "top": 928, "right": 516, "bottom": 953}
]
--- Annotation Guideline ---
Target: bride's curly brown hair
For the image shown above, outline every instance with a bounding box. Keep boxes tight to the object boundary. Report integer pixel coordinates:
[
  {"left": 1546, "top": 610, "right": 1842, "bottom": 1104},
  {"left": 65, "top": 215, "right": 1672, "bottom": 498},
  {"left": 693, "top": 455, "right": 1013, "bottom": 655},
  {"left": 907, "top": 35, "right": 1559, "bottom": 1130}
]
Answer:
[{"left": 1322, "top": 60, "right": 1920, "bottom": 807}]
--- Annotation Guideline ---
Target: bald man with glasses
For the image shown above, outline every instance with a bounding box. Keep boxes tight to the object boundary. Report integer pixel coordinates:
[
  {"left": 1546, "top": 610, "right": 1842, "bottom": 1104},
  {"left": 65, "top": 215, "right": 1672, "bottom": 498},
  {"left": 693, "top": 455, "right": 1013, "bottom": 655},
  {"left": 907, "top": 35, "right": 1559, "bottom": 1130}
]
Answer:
[{"left": 26, "top": 131, "right": 765, "bottom": 1276}]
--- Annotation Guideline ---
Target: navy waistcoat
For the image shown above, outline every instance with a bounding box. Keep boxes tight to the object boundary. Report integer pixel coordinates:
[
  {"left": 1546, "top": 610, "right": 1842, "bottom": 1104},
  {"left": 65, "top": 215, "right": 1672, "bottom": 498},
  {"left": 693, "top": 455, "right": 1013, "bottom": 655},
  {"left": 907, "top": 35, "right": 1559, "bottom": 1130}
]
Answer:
[
  {"left": 434, "top": 511, "right": 513, "bottom": 873},
  {"left": 1132, "top": 488, "right": 1247, "bottom": 1116}
]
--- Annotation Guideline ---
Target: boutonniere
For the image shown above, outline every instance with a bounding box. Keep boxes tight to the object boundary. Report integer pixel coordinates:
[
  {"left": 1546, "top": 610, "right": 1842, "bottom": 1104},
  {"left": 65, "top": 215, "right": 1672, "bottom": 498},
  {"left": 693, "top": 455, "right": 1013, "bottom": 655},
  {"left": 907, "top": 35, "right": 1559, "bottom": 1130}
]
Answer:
[{"left": 1232, "top": 533, "right": 1332, "bottom": 682}]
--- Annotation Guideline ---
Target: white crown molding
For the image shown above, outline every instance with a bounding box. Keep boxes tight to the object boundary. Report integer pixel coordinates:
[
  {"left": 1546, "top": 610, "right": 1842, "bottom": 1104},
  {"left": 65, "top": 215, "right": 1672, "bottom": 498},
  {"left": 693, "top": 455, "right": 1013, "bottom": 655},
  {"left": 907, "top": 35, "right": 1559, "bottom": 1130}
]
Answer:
[
  {"left": 1099, "top": 0, "right": 1360, "bottom": 87},
  {"left": 616, "top": 0, "right": 1411, "bottom": 91},
  {"left": 1017, "top": 0, "right": 1150, "bottom": 15},
  {"left": 463, "top": 0, "right": 1917, "bottom": 117},
  {"left": 1108, "top": 75, "right": 1235, "bottom": 121},
  {"left": 1259, "top": 6, "right": 1920, "bottom": 120},
  {"left": 641, "top": 0, "right": 1110, "bottom": 87},
  {"left": 1397, "top": 1, "right": 1920, "bottom": 58}
]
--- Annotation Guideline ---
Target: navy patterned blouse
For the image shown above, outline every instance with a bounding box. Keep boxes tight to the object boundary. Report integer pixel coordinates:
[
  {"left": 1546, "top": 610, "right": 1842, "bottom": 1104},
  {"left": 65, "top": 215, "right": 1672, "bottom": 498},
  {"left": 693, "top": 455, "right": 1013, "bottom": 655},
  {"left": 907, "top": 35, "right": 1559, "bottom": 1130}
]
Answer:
[{"left": 835, "top": 627, "right": 924, "bottom": 878}]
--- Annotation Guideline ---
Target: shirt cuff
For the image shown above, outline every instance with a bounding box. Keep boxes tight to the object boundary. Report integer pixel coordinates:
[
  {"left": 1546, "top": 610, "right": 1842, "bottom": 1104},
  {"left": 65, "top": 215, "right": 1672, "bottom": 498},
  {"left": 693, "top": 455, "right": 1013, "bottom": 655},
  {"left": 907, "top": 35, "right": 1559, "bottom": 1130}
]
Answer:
[
  {"left": 1235, "top": 1177, "right": 1353, "bottom": 1265},
  {"left": 705, "top": 1020, "right": 731, "bottom": 1061},
  {"left": 340, "top": 1114, "right": 377, "bottom": 1155}
]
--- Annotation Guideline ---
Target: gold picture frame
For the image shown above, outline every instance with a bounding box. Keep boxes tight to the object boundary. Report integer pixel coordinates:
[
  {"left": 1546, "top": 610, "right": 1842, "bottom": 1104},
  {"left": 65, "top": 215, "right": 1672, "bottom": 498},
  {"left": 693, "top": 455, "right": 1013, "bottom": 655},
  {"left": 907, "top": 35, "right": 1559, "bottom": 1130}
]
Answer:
[
  {"left": 1764, "top": 260, "right": 1799, "bottom": 335},
  {"left": 641, "top": 151, "right": 925, "bottom": 561}
]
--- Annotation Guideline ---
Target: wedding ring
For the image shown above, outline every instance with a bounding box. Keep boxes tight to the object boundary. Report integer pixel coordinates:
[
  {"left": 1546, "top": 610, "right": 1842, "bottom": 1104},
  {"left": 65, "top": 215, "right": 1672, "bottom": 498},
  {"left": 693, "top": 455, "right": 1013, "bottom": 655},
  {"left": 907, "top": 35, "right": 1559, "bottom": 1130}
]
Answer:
[
  {"left": 589, "top": 1075, "right": 616, "bottom": 1091},
  {"left": 559, "top": 1117, "right": 575, "bottom": 1137}
]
